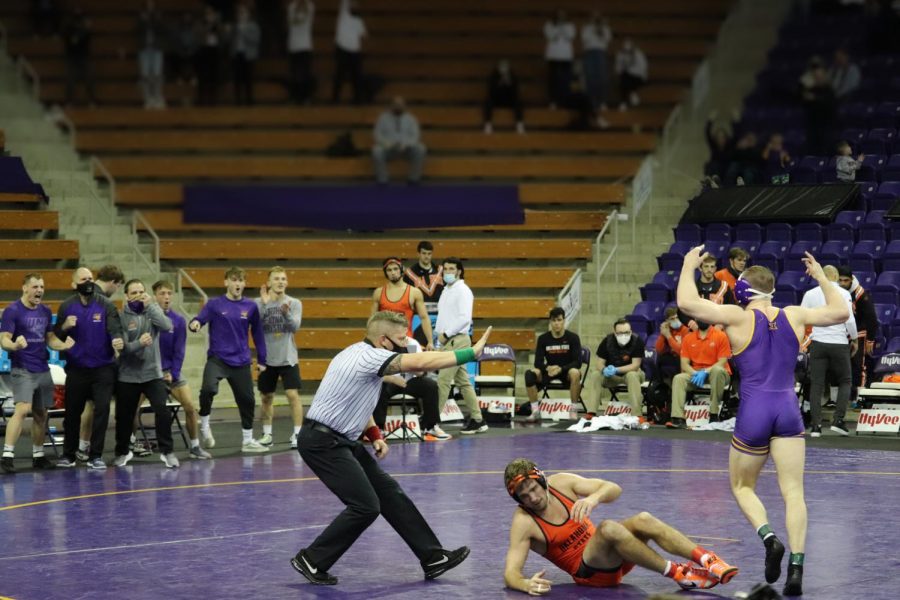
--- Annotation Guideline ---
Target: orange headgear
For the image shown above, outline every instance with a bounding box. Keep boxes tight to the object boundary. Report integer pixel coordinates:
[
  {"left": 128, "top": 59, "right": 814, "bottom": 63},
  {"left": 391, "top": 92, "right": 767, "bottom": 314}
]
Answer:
[{"left": 506, "top": 465, "right": 548, "bottom": 503}]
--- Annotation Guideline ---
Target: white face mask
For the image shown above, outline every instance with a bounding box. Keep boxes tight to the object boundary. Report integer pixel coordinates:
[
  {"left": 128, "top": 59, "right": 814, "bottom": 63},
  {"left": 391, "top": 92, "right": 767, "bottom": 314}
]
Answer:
[
  {"left": 669, "top": 319, "right": 682, "bottom": 329},
  {"left": 615, "top": 334, "right": 631, "bottom": 346},
  {"left": 443, "top": 273, "right": 456, "bottom": 285}
]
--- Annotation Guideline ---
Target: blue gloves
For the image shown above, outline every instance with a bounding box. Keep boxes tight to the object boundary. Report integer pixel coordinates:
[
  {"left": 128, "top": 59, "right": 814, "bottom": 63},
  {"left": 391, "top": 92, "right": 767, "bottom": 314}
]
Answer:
[
  {"left": 690, "top": 370, "right": 709, "bottom": 386},
  {"left": 602, "top": 365, "right": 618, "bottom": 377}
]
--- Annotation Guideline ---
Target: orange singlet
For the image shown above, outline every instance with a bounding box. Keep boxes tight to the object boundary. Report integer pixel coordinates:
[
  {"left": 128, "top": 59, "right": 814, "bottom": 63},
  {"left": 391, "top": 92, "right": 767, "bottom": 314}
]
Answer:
[
  {"left": 379, "top": 284, "right": 414, "bottom": 337},
  {"left": 524, "top": 487, "right": 634, "bottom": 587}
]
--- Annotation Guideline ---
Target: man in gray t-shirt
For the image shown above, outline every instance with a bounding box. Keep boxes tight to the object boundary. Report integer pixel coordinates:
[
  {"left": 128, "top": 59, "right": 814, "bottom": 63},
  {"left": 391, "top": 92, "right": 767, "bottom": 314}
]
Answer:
[{"left": 255, "top": 267, "right": 304, "bottom": 448}]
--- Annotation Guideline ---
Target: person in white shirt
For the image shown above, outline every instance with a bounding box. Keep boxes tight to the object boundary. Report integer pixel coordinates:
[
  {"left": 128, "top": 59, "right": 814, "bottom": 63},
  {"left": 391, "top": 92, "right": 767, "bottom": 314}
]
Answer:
[
  {"left": 543, "top": 9, "right": 576, "bottom": 109},
  {"left": 828, "top": 47, "right": 861, "bottom": 100},
  {"left": 371, "top": 96, "right": 427, "bottom": 184},
  {"left": 287, "top": 0, "right": 315, "bottom": 104},
  {"left": 799, "top": 265, "right": 857, "bottom": 437},
  {"left": 614, "top": 37, "right": 648, "bottom": 110},
  {"left": 333, "top": 0, "right": 367, "bottom": 103},
  {"left": 581, "top": 11, "right": 612, "bottom": 112},
  {"left": 435, "top": 258, "right": 485, "bottom": 435}
]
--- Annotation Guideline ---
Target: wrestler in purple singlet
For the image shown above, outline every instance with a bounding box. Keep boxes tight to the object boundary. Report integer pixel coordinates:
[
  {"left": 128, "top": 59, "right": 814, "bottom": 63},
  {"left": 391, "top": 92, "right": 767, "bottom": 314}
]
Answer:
[{"left": 731, "top": 308, "right": 805, "bottom": 455}]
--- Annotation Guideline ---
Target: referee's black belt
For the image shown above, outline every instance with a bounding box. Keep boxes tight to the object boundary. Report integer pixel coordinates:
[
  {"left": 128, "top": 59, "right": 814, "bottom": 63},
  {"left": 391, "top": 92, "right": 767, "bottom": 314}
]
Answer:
[{"left": 303, "top": 419, "right": 346, "bottom": 438}]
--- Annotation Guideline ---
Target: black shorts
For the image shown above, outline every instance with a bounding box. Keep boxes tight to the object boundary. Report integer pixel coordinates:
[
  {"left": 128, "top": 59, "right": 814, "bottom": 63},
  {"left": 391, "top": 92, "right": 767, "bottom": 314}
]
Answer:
[{"left": 258, "top": 364, "right": 302, "bottom": 394}]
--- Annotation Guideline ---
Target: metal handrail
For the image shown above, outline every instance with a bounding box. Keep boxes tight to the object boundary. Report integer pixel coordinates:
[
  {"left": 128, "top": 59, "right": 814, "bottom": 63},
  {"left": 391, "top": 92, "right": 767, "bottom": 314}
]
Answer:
[
  {"left": 594, "top": 209, "right": 619, "bottom": 314},
  {"left": 89, "top": 155, "right": 116, "bottom": 230},
  {"left": 556, "top": 268, "right": 583, "bottom": 338},
  {"left": 53, "top": 107, "right": 77, "bottom": 148},
  {"left": 131, "top": 210, "right": 161, "bottom": 277},
  {"left": 177, "top": 268, "right": 209, "bottom": 340},
  {"left": 15, "top": 56, "right": 40, "bottom": 100}
]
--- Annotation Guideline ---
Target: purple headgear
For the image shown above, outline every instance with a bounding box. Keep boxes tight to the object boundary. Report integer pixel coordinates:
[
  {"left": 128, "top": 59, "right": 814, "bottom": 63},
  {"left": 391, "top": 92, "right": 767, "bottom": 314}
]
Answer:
[{"left": 734, "top": 272, "right": 774, "bottom": 306}]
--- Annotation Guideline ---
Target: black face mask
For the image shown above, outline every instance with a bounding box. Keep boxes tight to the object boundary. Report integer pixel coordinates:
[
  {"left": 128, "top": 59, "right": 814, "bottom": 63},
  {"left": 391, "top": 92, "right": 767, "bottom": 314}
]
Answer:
[
  {"left": 385, "top": 337, "right": 408, "bottom": 353},
  {"left": 76, "top": 281, "right": 95, "bottom": 297}
]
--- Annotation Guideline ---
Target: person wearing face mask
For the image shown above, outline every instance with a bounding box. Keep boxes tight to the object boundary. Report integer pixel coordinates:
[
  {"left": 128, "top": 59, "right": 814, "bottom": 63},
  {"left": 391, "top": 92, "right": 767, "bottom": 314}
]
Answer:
[
  {"left": 666, "top": 321, "right": 732, "bottom": 429},
  {"left": 585, "top": 319, "right": 645, "bottom": 423},
  {"left": 434, "top": 258, "right": 484, "bottom": 434},
  {"left": 112, "top": 279, "right": 177, "bottom": 468},
  {"left": 53, "top": 267, "right": 125, "bottom": 469},
  {"left": 291, "top": 311, "right": 491, "bottom": 585},
  {"left": 655, "top": 307, "right": 691, "bottom": 382},
  {"left": 371, "top": 96, "right": 427, "bottom": 185}
]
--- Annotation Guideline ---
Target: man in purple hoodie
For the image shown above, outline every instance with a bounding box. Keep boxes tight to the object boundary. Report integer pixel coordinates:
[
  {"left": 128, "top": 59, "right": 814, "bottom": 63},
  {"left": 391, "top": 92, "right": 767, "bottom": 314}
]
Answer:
[{"left": 189, "top": 267, "right": 268, "bottom": 453}]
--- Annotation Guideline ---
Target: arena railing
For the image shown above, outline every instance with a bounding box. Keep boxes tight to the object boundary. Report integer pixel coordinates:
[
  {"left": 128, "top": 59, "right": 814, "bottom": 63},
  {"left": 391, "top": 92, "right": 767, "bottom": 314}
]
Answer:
[
  {"left": 593, "top": 208, "right": 620, "bottom": 314},
  {"left": 89, "top": 156, "right": 117, "bottom": 232},
  {"left": 557, "top": 268, "right": 583, "bottom": 339},
  {"left": 15, "top": 56, "right": 40, "bottom": 102},
  {"left": 131, "top": 209, "right": 160, "bottom": 280},
  {"left": 177, "top": 268, "right": 208, "bottom": 340}
]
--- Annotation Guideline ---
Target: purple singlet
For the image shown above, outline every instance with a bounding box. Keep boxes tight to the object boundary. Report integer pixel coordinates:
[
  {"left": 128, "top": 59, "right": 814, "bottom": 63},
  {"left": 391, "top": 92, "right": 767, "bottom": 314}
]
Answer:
[{"left": 731, "top": 309, "right": 805, "bottom": 455}]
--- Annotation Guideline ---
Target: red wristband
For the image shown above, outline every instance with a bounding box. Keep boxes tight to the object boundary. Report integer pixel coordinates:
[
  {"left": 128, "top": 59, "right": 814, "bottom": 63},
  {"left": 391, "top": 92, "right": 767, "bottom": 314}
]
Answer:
[{"left": 365, "top": 426, "right": 383, "bottom": 442}]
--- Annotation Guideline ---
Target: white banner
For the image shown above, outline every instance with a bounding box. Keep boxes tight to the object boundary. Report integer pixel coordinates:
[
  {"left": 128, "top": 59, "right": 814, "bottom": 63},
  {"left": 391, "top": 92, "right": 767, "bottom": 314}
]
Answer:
[
  {"left": 632, "top": 156, "right": 653, "bottom": 218},
  {"left": 384, "top": 414, "right": 420, "bottom": 435},
  {"left": 684, "top": 404, "right": 711, "bottom": 428},
  {"left": 539, "top": 399, "right": 572, "bottom": 421},
  {"left": 856, "top": 409, "right": 900, "bottom": 433},
  {"left": 440, "top": 398, "right": 465, "bottom": 422},
  {"left": 558, "top": 270, "right": 582, "bottom": 327},
  {"left": 604, "top": 400, "right": 632, "bottom": 417}
]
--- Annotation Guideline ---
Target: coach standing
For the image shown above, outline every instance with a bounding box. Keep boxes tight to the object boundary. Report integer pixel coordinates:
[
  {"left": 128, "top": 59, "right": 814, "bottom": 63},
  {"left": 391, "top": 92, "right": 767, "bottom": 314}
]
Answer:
[{"left": 290, "top": 311, "right": 492, "bottom": 586}]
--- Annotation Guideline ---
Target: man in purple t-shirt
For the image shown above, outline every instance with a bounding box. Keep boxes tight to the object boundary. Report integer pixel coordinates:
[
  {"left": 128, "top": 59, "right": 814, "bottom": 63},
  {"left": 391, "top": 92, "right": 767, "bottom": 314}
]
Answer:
[
  {"left": 189, "top": 266, "right": 268, "bottom": 453},
  {"left": 0, "top": 273, "right": 74, "bottom": 473}
]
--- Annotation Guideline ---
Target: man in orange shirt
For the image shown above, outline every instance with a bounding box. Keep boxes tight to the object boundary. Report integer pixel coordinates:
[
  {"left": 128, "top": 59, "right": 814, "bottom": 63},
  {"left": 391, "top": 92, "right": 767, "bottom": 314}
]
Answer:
[
  {"left": 667, "top": 321, "right": 732, "bottom": 428},
  {"left": 715, "top": 247, "right": 749, "bottom": 292},
  {"left": 655, "top": 307, "right": 691, "bottom": 382}
]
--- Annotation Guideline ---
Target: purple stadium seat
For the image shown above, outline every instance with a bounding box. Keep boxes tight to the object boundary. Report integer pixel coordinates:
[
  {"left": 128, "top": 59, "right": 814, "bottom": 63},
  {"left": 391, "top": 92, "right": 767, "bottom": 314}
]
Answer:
[
  {"left": 787, "top": 240, "right": 821, "bottom": 258},
  {"left": 871, "top": 102, "right": 900, "bottom": 129},
  {"left": 869, "top": 195, "right": 899, "bottom": 212},
  {"left": 735, "top": 223, "right": 763, "bottom": 244},
  {"left": 861, "top": 129, "right": 896, "bottom": 155},
  {"left": 882, "top": 155, "right": 900, "bottom": 181},
  {"left": 657, "top": 253, "right": 683, "bottom": 272},
  {"left": 792, "top": 156, "right": 827, "bottom": 184},
  {"left": 826, "top": 222, "right": 855, "bottom": 242},
  {"left": 821, "top": 157, "right": 839, "bottom": 183},
  {"left": 859, "top": 222, "right": 887, "bottom": 242},
  {"left": 651, "top": 270, "right": 679, "bottom": 290},
  {"left": 872, "top": 272, "right": 900, "bottom": 304},
  {"left": 627, "top": 301, "right": 666, "bottom": 336},
  {"left": 772, "top": 289, "right": 797, "bottom": 306},
  {"left": 877, "top": 181, "right": 900, "bottom": 199},
  {"left": 783, "top": 130, "right": 806, "bottom": 154},
  {"left": 834, "top": 210, "right": 866, "bottom": 228},
  {"left": 866, "top": 210, "right": 887, "bottom": 224},
  {"left": 639, "top": 283, "right": 671, "bottom": 303},
  {"left": 704, "top": 223, "right": 732, "bottom": 243},
  {"left": 839, "top": 101, "right": 870, "bottom": 129},
  {"left": 645, "top": 333, "right": 660, "bottom": 352},
  {"left": 858, "top": 156, "right": 885, "bottom": 182},
  {"left": 752, "top": 255, "right": 780, "bottom": 273},
  {"left": 839, "top": 128, "right": 866, "bottom": 149},
  {"left": 874, "top": 304, "right": 897, "bottom": 327},
  {"left": 884, "top": 240, "right": 900, "bottom": 258},
  {"left": 856, "top": 271, "right": 877, "bottom": 289},
  {"left": 668, "top": 241, "right": 693, "bottom": 256},
  {"left": 776, "top": 271, "right": 810, "bottom": 294},
  {"left": 765, "top": 222, "right": 794, "bottom": 242},
  {"left": 850, "top": 240, "right": 886, "bottom": 272},
  {"left": 876, "top": 271, "right": 900, "bottom": 290},
  {"left": 674, "top": 223, "right": 703, "bottom": 244},
  {"left": 884, "top": 337, "right": 900, "bottom": 354},
  {"left": 757, "top": 240, "right": 791, "bottom": 261},
  {"left": 820, "top": 240, "right": 852, "bottom": 261},
  {"left": 890, "top": 221, "right": 900, "bottom": 242},
  {"left": 795, "top": 222, "right": 823, "bottom": 242},
  {"left": 731, "top": 240, "right": 760, "bottom": 257}
]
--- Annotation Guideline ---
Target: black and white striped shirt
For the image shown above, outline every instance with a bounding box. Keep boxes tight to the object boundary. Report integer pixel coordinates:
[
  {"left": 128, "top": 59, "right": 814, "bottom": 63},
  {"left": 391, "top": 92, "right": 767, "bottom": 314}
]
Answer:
[{"left": 306, "top": 341, "right": 398, "bottom": 439}]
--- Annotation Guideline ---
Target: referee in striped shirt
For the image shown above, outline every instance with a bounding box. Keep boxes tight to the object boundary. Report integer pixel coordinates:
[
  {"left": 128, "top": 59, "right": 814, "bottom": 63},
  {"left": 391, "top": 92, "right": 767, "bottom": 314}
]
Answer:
[{"left": 291, "top": 310, "right": 492, "bottom": 586}]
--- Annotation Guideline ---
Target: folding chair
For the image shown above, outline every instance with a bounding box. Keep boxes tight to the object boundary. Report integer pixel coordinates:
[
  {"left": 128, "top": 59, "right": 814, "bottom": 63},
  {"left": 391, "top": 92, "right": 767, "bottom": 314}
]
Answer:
[
  {"left": 136, "top": 392, "right": 190, "bottom": 451},
  {"left": 474, "top": 343, "right": 517, "bottom": 426},
  {"left": 541, "top": 346, "right": 591, "bottom": 413},
  {"left": 384, "top": 390, "right": 423, "bottom": 443}
]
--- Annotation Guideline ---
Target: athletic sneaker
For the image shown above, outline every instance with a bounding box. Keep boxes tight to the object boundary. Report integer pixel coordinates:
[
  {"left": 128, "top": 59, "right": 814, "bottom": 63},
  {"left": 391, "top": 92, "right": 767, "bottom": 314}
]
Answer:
[
  {"left": 764, "top": 536, "right": 785, "bottom": 584},
  {"left": 201, "top": 429, "right": 216, "bottom": 449},
  {"left": 259, "top": 433, "right": 274, "bottom": 446},
  {"left": 1, "top": 457, "right": 15, "bottom": 474},
  {"left": 666, "top": 418, "right": 686, "bottom": 429},
  {"left": 423, "top": 425, "right": 452, "bottom": 441},
  {"left": 57, "top": 457, "right": 77, "bottom": 468},
  {"left": 242, "top": 439, "right": 269, "bottom": 453},
  {"left": 160, "top": 453, "right": 180, "bottom": 468},
  {"left": 809, "top": 426, "right": 821, "bottom": 438},
  {"left": 86, "top": 458, "right": 107, "bottom": 470},
  {"left": 782, "top": 563, "right": 803, "bottom": 596},
  {"left": 133, "top": 441, "right": 152, "bottom": 457},
  {"left": 830, "top": 420, "right": 850, "bottom": 436},
  {"left": 189, "top": 445, "right": 212, "bottom": 460},
  {"left": 75, "top": 449, "right": 90, "bottom": 462},
  {"left": 459, "top": 419, "right": 488, "bottom": 435},
  {"left": 289, "top": 433, "right": 298, "bottom": 449},
  {"left": 671, "top": 563, "right": 718, "bottom": 590},
  {"left": 290, "top": 549, "right": 338, "bottom": 585},
  {"left": 32, "top": 456, "right": 56, "bottom": 470},
  {"left": 113, "top": 451, "right": 134, "bottom": 467},
  {"left": 422, "top": 546, "right": 471, "bottom": 580},
  {"left": 702, "top": 552, "right": 739, "bottom": 584}
]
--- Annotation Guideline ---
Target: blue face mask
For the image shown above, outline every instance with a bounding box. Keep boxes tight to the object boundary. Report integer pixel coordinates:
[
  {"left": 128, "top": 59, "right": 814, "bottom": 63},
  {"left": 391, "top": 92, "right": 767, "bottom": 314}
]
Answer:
[{"left": 443, "top": 273, "right": 456, "bottom": 285}]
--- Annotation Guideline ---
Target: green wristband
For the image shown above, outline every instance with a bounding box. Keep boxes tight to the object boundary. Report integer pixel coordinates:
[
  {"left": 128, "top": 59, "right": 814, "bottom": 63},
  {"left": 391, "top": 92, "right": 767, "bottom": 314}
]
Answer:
[{"left": 454, "top": 348, "right": 476, "bottom": 365}]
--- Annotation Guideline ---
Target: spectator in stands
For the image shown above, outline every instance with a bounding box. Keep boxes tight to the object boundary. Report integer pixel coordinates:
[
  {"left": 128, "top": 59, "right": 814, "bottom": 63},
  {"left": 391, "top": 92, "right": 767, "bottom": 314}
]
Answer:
[
  {"left": 0, "top": 273, "right": 73, "bottom": 474},
  {"left": 655, "top": 307, "right": 691, "bottom": 383},
  {"left": 483, "top": 59, "right": 526, "bottom": 135},
  {"left": 698, "top": 254, "right": 736, "bottom": 305},
  {"left": 287, "top": 0, "right": 315, "bottom": 104},
  {"left": 761, "top": 133, "right": 792, "bottom": 184},
  {"left": 580, "top": 10, "right": 612, "bottom": 113},
  {"left": 715, "top": 248, "right": 748, "bottom": 293},
  {"left": 137, "top": 0, "right": 167, "bottom": 110},
  {"left": 799, "top": 56, "right": 836, "bottom": 155},
  {"left": 404, "top": 240, "right": 443, "bottom": 346},
  {"left": 561, "top": 62, "right": 607, "bottom": 130},
  {"left": 31, "top": 0, "right": 61, "bottom": 37},
  {"left": 666, "top": 320, "right": 732, "bottom": 428},
  {"left": 585, "top": 318, "right": 645, "bottom": 421},
  {"left": 829, "top": 47, "right": 861, "bottom": 100},
  {"left": 835, "top": 140, "right": 865, "bottom": 182},
  {"left": 837, "top": 265, "right": 878, "bottom": 407},
  {"left": 228, "top": 4, "right": 261, "bottom": 105},
  {"left": 435, "top": 257, "right": 486, "bottom": 435},
  {"left": 800, "top": 265, "right": 856, "bottom": 436},
  {"left": 332, "top": 0, "right": 367, "bottom": 104},
  {"left": 62, "top": 6, "right": 97, "bottom": 106},
  {"left": 371, "top": 97, "right": 426, "bottom": 185},
  {"left": 543, "top": 9, "right": 576, "bottom": 109},
  {"left": 523, "top": 307, "right": 583, "bottom": 420},
  {"left": 704, "top": 110, "right": 738, "bottom": 182},
  {"left": 171, "top": 11, "right": 198, "bottom": 102},
  {"left": 196, "top": 5, "right": 225, "bottom": 105},
  {"left": 724, "top": 131, "right": 761, "bottom": 186},
  {"left": 614, "top": 37, "right": 647, "bottom": 111}
]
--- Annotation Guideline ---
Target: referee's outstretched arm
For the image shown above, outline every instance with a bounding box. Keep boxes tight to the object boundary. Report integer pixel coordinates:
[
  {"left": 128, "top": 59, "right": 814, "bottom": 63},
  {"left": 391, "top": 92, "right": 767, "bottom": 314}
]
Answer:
[{"left": 384, "top": 326, "right": 492, "bottom": 376}]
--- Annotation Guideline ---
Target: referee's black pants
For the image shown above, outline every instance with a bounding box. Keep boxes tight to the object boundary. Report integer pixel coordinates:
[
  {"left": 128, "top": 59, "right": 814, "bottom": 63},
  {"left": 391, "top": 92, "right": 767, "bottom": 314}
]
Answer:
[{"left": 298, "top": 423, "right": 442, "bottom": 570}]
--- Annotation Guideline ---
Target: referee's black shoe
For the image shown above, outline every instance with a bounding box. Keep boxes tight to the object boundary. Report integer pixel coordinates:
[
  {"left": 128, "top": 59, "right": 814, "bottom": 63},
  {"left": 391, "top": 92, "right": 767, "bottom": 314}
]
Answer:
[
  {"left": 290, "top": 549, "right": 338, "bottom": 585},
  {"left": 422, "top": 546, "right": 470, "bottom": 580}
]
